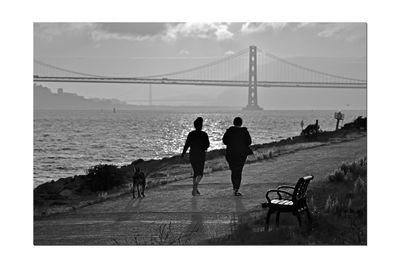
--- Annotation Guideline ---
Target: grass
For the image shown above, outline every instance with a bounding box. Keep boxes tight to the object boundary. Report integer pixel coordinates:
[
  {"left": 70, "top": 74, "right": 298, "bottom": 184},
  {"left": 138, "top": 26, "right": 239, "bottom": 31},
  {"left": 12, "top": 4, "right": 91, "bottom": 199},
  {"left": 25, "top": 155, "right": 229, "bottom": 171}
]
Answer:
[
  {"left": 328, "top": 157, "right": 367, "bottom": 183},
  {"left": 204, "top": 157, "right": 367, "bottom": 245},
  {"left": 111, "top": 222, "right": 203, "bottom": 245}
]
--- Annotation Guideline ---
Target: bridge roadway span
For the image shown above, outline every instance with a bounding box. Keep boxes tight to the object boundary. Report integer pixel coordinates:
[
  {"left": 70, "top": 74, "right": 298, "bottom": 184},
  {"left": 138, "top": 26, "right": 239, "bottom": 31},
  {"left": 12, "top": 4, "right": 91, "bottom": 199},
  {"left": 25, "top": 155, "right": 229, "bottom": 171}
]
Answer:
[
  {"left": 34, "top": 137, "right": 367, "bottom": 245},
  {"left": 34, "top": 76, "right": 367, "bottom": 89}
]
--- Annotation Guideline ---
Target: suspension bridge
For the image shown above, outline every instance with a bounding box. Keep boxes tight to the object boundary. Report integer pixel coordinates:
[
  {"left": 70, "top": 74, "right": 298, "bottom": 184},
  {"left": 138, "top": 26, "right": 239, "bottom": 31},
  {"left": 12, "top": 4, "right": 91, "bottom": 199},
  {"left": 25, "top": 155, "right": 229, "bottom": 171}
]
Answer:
[{"left": 34, "top": 46, "right": 367, "bottom": 110}]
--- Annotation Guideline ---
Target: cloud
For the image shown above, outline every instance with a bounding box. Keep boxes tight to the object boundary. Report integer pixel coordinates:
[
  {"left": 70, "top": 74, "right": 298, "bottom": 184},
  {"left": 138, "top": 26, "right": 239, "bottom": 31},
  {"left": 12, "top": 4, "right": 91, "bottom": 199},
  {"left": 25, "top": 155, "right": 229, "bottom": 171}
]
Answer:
[
  {"left": 91, "top": 23, "right": 167, "bottom": 41},
  {"left": 34, "top": 23, "right": 97, "bottom": 40},
  {"left": 179, "top": 49, "right": 190, "bottom": 55},
  {"left": 317, "top": 24, "right": 346, "bottom": 39},
  {"left": 293, "top": 22, "right": 317, "bottom": 30},
  {"left": 317, "top": 23, "right": 366, "bottom": 42},
  {"left": 240, "top": 23, "right": 287, "bottom": 34},
  {"left": 292, "top": 23, "right": 366, "bottom": 42},
  {"left": 91, "top": 30, "right": 153, "bottom": 41},
  {"left": 163, "top": 23, "right": 234, "bottom": 41},
  {"left": 35, "top": 22, "right": 235, "bottom": 43},
  {"left": 99, "top": 23, "right": 167, "bottom": 36},
  {"left": 224, "top": 50, "right": 235, "bottom": 56},
  {"left": 34, "top": 22, "right": 166, "bottom": 42},
  {"left": 214, "top": 24, "right": 234, "bottom": 40}
]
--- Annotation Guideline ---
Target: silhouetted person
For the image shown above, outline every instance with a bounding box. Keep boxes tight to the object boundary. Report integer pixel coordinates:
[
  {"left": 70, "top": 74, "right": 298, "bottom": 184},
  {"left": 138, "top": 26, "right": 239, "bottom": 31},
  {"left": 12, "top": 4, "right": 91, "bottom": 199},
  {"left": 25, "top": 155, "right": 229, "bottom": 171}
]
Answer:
[
  {"left": 181, "top": 117, "right": 210, "bottom": 196},
  {"left": 223, "top": 117, "right": 252, "bottom": 196}
]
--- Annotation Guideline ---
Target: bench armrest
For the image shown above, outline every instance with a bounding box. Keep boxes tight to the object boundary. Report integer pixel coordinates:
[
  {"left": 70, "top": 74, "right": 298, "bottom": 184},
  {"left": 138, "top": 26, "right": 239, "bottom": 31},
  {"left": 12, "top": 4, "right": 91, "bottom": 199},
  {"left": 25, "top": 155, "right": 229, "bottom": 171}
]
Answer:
[
  {"left": 266, "top": 189, "right": 293, "bottom": 202},
  {"left": 277, "top": 185, "right": 295, "bottom": 191}
]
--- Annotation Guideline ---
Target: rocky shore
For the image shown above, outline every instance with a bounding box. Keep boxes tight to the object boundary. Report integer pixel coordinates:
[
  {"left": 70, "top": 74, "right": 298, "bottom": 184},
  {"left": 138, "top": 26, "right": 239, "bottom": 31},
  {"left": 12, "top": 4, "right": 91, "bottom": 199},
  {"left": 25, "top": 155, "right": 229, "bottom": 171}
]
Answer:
[{"left": 34, "top": 118, "right": 366, "bottom": 217}]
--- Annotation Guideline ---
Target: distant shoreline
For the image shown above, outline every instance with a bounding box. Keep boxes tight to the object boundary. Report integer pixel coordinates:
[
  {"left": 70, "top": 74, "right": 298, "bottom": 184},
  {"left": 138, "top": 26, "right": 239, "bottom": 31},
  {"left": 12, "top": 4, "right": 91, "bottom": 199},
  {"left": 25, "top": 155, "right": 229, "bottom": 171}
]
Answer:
[{"left": 34, "top": 107, "right": 367, "bottom": 111}]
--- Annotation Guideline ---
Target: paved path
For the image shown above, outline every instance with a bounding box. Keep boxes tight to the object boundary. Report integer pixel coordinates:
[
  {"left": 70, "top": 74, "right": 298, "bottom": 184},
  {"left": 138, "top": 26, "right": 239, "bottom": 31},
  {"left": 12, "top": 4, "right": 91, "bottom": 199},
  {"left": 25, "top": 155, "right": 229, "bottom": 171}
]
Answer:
[{"left": 34, "top": 137, "right": 366, "bottom": 245}]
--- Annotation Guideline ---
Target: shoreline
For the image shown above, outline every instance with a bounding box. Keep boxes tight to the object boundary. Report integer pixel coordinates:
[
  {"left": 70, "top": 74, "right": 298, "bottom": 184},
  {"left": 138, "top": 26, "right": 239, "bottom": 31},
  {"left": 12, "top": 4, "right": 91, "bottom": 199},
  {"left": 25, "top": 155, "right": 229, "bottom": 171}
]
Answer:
[
  {"left": 34, "top": 122, "right": 366, "bottom": 217},
  {"left": 34, "top": 134, "right": 367, "bottom": 245},
  {"left": 34, "top": 109, "right": 367, "bottom": 187}
]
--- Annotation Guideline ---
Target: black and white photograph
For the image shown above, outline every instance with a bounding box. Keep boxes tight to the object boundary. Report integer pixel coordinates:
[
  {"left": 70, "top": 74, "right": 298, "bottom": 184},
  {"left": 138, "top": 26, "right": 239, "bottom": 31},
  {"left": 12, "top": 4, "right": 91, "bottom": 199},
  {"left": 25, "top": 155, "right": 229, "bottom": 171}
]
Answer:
[
  {"left": 3, "top": 0, "right": 400, "bottom": 266},
  {"left": 33, "top": 22, "right": 367, "bottom": 245}
]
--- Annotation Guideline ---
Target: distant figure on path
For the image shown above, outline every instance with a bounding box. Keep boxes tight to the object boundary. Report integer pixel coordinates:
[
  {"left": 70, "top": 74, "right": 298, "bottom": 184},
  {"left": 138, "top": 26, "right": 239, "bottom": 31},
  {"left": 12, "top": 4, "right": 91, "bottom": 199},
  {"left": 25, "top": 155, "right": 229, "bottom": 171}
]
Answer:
[
  {"left": 223, "top": 117, "right": 252, "bottom": 196},
  {"left": 132, "top": 167, "right": 146, "bottom": 198},
  {"left": 181, "top": 117, "right": 210, "bottom": 196}
]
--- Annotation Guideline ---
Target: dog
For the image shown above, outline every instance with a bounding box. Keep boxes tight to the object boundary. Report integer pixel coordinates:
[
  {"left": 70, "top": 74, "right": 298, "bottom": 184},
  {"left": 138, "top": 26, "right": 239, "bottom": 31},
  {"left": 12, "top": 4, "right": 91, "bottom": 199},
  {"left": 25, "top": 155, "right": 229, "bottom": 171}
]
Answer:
[{"left": 132, "top": 167, "right": 146, "bottom": 198}]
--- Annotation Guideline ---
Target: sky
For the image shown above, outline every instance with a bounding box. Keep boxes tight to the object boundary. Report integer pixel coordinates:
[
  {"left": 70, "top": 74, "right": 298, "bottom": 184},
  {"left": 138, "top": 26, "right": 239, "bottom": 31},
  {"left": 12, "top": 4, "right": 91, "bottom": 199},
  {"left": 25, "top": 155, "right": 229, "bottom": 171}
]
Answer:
[{"left": 34, "top": 22, "right": 367, "bottom": 109}]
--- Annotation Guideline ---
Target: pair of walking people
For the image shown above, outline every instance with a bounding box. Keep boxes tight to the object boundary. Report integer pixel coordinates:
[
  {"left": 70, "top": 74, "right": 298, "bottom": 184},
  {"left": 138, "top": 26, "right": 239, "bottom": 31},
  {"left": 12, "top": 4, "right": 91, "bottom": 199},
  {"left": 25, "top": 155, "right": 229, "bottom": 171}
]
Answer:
[{"left": 181, "top": 117, "right": 252, "bottom": 196}]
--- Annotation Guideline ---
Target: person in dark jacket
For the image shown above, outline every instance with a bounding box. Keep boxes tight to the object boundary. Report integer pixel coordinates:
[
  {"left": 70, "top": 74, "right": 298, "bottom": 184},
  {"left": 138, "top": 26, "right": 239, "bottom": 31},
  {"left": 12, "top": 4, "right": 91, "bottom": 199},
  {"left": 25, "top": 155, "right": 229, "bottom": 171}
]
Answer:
[
  {"left": 181, "top": 117, "right": 210, "bottom": 196},
  {"left": 223, "top": 117, "right": 252, "bottom": 196}
]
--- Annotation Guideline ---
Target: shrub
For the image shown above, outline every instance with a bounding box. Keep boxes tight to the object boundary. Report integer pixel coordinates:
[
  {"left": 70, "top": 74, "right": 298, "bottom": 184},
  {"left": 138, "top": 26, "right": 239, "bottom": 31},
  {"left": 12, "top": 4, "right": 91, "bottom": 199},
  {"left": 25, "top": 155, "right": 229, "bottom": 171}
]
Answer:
[
  {"left": 328, "top": 157, "right": 367, "bottom": 183},
  {"left": 340, "top": 162, "right": 349, "bottom": 175},
  {"left": 255, "top": 153, "right": 265, "bottom": 161},
  {"left": 86, "top": 164, "right": 124, "bottom": 192},
  {"left": 308, "top": 196, "right": 318, "bottom": 213},
  {"left": 324, "top": 193, "right": 354, "bottom": 217},
  {"left": 350, "top": 164, "right": 367, "bottom": 180},
  {"left": 353, "top": 177, "right": 367, "bottom": 195},
  {"left": 324, "top": 195, "right": 338, "bottom": 212},
  {"left": 328, "top": 170, "right": 345, "bottom": 182}
]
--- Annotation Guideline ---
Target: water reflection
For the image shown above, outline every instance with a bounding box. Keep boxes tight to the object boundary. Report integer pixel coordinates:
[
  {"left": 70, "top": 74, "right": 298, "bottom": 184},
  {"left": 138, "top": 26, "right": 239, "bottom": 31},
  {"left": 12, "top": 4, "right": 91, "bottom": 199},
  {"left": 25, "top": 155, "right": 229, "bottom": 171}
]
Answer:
[{"left": 34, "top": 109, "right": 366, "bottom": 186}]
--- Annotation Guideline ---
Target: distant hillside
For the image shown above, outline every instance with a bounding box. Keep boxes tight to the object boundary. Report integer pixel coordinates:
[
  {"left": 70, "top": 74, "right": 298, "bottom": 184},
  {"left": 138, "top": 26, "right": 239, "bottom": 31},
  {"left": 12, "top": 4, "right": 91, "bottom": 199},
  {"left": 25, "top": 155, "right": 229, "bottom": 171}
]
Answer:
[{"left": 34, "top": 84, "right": 134, "bottom": 110}]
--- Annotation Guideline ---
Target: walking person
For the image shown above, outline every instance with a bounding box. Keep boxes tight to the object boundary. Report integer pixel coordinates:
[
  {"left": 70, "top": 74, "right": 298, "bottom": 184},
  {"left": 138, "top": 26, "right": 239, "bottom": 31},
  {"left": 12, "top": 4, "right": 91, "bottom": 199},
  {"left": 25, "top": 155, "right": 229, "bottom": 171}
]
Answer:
[
  {"left": 181, "top": 117, "right": 210, "bottom": 196},
  {"left": 223, "top": 117, "right": 252, "bottom": 196}
]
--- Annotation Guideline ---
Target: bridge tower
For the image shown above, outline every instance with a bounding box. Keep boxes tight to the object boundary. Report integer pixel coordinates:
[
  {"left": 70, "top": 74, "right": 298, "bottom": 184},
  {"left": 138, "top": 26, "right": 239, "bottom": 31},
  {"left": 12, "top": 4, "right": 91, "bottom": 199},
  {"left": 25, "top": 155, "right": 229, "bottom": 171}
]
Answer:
[{"left": 243, "top": 45, "right": 262, "bottom": 110}]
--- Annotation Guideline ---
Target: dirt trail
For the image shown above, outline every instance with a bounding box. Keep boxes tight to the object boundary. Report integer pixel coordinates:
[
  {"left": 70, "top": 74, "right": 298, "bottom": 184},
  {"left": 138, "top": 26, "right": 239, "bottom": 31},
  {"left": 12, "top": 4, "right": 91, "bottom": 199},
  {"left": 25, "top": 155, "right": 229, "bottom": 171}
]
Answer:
[{"left": 34, "top": 137, "right": 366, "bottom": 245}]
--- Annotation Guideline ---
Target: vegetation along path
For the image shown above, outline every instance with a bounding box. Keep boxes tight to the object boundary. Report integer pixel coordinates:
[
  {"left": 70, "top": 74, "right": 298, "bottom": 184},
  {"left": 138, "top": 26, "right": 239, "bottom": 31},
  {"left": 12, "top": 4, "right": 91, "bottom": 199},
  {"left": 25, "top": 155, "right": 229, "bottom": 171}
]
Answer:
[{"left": 34, "top": 136, "right": 366, "bottom": 245}]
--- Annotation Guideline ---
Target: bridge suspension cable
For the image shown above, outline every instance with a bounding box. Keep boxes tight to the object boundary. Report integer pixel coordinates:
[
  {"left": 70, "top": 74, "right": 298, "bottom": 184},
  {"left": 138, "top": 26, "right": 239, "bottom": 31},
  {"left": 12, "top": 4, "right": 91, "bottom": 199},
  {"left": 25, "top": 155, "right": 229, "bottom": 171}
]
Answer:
[
  {"left": 137, "top": 48, "right": 248, "bottom": 79},
  {"left": 34, "top": 59, "right": 106, "bottom": 78},
  {"left": 34, "top": 46, "right": 366, "bottom": 89},
  {"left": 256, "top": 48, "right": 366, "bottom": 83}
]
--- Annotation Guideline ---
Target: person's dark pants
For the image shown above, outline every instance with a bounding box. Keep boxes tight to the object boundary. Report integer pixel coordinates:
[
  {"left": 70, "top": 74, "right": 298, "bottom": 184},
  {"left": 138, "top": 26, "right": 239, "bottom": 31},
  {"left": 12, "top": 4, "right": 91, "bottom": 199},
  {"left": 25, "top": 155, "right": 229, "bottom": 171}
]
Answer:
[
  {"left": 227, "top": 157, "right": 246, "bottom": 190},
  {"left": 190, "top": 159, "right": 205, "bottom": 178}
]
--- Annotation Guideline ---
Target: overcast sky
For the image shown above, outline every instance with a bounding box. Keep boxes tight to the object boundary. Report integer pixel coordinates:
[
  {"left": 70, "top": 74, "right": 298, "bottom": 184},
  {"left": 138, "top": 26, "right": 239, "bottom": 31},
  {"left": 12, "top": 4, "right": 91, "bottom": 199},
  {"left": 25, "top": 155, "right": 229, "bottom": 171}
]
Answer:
[{"left": 34, "top": 22, "right": 367, "bottom": 109}]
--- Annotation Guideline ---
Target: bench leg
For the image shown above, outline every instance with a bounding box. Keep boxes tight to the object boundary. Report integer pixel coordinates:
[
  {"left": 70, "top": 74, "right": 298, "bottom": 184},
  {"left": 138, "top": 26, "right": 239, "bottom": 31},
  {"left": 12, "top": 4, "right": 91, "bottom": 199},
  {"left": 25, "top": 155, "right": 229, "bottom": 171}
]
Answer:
[
  {"left": 275, "top": 211, "right": 280, "bottom": 227},
  {"left": 265, "top": 208, "right": 272, "bottom": 231}
]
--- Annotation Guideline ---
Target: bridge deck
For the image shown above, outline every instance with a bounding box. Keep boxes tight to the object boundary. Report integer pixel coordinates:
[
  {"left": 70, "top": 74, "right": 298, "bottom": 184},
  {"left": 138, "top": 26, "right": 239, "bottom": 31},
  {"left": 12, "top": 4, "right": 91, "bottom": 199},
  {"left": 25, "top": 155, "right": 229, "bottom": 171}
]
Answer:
[{"left": 34, "top": 76, "right": 367, "bottom": 88}]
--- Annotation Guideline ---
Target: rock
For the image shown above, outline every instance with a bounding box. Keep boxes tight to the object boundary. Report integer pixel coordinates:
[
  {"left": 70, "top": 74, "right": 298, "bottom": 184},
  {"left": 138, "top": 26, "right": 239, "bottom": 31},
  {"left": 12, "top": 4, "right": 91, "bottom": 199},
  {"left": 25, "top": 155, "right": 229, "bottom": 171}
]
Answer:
[{"left": 36, "top": 181, "right": 65, "bottom": 195}]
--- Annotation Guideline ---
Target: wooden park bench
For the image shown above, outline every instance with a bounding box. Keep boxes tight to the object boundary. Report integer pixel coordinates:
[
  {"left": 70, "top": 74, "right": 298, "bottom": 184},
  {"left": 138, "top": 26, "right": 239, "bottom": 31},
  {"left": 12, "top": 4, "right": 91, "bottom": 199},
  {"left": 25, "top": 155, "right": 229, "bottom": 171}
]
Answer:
[{"left": 262, "top": 175, "right": 314, "bottom": 230}]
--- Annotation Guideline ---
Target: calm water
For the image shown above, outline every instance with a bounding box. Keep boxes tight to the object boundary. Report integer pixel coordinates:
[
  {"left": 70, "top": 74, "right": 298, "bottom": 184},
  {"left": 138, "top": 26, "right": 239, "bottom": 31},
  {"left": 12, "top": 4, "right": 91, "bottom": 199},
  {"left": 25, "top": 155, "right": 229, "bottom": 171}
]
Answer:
[{"left": 34, "top": 109, "right": 366, "bottom": 187}]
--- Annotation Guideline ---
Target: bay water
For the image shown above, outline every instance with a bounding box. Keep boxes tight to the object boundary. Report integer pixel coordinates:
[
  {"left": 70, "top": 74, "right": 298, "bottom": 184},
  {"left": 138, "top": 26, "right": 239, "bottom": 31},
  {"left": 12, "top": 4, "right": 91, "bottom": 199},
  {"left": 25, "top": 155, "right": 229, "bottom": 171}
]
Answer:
[{"left": 34, "top": 109, "right": 366, "bottom": 187}]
